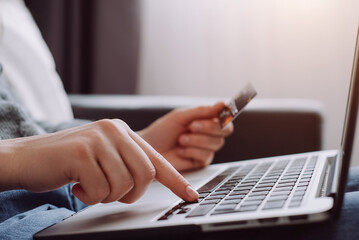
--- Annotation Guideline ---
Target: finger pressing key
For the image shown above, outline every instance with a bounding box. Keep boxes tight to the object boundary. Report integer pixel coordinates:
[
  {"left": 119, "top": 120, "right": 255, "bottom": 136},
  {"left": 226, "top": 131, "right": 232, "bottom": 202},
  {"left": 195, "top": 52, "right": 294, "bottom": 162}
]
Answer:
[{"left": 128, "top": 129, "right": 199, "bottom": 202}]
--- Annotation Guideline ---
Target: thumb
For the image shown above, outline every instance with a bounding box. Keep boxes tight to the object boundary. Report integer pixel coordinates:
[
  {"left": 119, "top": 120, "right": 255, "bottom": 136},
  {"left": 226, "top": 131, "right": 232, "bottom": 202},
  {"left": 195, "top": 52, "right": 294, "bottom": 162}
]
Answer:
[{"left": 174, "top": 102, "right": 226, "bottom": 125}]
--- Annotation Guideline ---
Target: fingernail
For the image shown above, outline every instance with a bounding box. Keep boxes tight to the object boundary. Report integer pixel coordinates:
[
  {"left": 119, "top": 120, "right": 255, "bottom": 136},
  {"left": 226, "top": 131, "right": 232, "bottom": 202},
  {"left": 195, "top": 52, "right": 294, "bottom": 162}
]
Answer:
[
  {"left": 177, "top": 148, "right": 184, "bottom": 155},
  {"left": 192, "top": 122, "right": 202, "bottom": 132},
  {"left": 186, "top": 185, "right": 199, "bottom": 200},
  {"left": 180, "top": 136, "right": 189, "bottom": 145}
]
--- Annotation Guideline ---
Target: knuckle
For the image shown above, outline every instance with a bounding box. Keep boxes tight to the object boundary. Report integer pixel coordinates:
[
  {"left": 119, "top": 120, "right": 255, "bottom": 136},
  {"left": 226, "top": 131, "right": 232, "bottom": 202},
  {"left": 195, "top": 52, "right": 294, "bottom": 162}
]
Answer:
[
  {"left": 104, "top": 177, "right": 134, "bottom": 203},
  {"left": 72, "top": 140, "right": 92, "bottom": 160},
  {"left": 84, "top": 128, "right": 104, "bottom": 144},
  {"left": 96, "top": 119, "right": 117, "bottom": 132},
  {"left": 96, "top": 119, "right": 130, "bottom": 136},
  {"left": 89, "top": 186, "right": 110, "bottom": 204},
  {"left": 193, "top": 157, "right": 206, "bottom": 168},
  {"left": 153, "top": 151, "right": 165, "bottom": 162},
  {"left": 123, "top": 176, "right": 135, "bottom": 191},
  {"left": 143, "top": 164, "right": 156, "bottom": 182},
  {"left": 113, "top": 119, "right": 130, "bottom": 129},
  {"left": 121, "top": 196, "right": 137, "bottom": 204},
  {"left": 97, "top": 186, "right": 110, "bottom": 201}
]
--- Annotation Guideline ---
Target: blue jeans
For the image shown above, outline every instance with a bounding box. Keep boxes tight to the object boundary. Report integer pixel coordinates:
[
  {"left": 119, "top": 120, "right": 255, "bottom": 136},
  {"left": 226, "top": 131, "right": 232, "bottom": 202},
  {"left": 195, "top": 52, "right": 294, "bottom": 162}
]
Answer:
[
  {"left": 0, "top": 168, "right": 359, "bottom": 240},
  {"left": 0, "top": 184, "right": 87, "bottom": 240}
]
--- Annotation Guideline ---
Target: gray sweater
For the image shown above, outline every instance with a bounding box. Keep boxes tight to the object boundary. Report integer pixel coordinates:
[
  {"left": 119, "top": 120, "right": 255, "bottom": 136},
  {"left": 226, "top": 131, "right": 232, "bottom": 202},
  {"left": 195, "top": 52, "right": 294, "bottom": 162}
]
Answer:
[{"left": 0, "top": 64, "right": 89, "bottom": 140}]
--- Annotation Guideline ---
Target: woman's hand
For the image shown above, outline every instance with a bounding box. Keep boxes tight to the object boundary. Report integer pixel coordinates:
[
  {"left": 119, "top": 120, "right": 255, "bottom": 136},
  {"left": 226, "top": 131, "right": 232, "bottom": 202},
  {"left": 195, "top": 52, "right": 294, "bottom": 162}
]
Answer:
[
  {"left": 138, "top": 102, "right": 234, "bottom": 171},
  {"left": 0, "top": 120, "right": 199, "bottom": 205}
]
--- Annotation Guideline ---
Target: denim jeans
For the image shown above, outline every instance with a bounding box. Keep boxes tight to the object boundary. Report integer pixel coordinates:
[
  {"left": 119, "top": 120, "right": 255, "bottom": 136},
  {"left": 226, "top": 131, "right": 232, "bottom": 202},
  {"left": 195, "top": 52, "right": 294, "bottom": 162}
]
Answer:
[
  {"left": 0, "top": 167, "right": 359, "bottom": 240},
  {"left": 0, "top": 184, "right": 87, "bottom": 240}
]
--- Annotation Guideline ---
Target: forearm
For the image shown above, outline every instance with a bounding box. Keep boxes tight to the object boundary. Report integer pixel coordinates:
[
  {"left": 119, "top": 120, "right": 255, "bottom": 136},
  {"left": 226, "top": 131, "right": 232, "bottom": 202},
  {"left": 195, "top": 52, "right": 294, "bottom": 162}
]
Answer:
[{"left": 0, "top": 140, "right": 22, "bottom": 191}]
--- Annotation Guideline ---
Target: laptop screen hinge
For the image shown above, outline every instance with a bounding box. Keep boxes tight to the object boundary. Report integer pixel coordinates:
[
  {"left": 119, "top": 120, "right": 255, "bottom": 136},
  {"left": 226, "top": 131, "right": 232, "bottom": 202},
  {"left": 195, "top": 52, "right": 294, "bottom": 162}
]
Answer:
[{"left": 319, "top": 154, "right": 339, "bottom": 198}]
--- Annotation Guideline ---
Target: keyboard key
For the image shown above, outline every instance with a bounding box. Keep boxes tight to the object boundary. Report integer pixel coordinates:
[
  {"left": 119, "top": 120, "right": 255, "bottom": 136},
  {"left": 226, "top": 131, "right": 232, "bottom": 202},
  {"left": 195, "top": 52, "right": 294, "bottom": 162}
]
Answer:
[
  {"left": 297, "top": 182, "right": 309, "bottom": 187},
  {"left": 267, "top": 195, "right": 288, "bottom": 201},
  {"left": 241, "top": 200, "right": 262, "bottom": 206},
  {"left": 158, "top": 214, "right": 172, "bottom": 220},
  {"left": 227, "top": 192, "right": 246, "bottom": 199},
  {"left": 259, "top": 180, "right": 277, "bottom": 184},
  {"left": 296, "top": 186, "right": 308, "bottom": 191},
  {"left": 291, "top": 196, "right": 303, "bottom": 202},
  {"left": 223, "top": 183, "right": 238, "bottom": 188},
  {"left": 237, "top": 205, "right": 259, "bottom": 212},
  {"left": 221, "top": 186, "right": 236, "bottom": 190},
  {"left": 270, "top": 191, "right": 290, "bottom": 196},
  {"left": 158, "top": 207, "right": 177, "bottom": 220},
  {"left": 238, "top": 182, "right": 257, "bottom": 186},
  {"left": 299, "top": 178, "right": 311, "bottom": 182},
  {"left": 276, "top": 183, "right": 295, "bottom": 188},
  {"left": 201, "top": 199, "right": 221, "bottom": 204},
  {"left": 214, "top": 189, "right": 231, "bottom": 195},
  {"left": 221, "top": 199, "right": 242, "bottom": 204},
  {"left": 245, "top": 195, "right": 266, "bottom": 201},
  {"left": 234, "top": 186, "right": 253, "bottom": 191},
  {"left": 249, "top": 191, "right": 269, "bottom": 196},
  {"left": 214, "top": 204, "right": 237, "bottom": 212},
  {"left": 186, "top": 204, "right": 216, "bottom": 217},
  {"left": 228, "top": 194, "right": 246, "bottom": 200},
  {"left": 197, "top": 171, "right": 234, "bottom": 193},
  {"left": 252, "top": 187, "right": 272, "bottom": 192},
  {"left": 225, "top": 178, "right": 238, "bottom": 185},
  {"left": 177, "top": 208, "right": 191, "bottom": 214},
  {"left": 198, "top": 192, "right": 210, "bottom": 198},
  {"left": 205, "top": 196, "right": 225, "bottom": 200},
  {"left": 256, "top": 183, "right": 275, "bottom": 188},
  {"left": 278, "top": 179, "right": 297, "bottom": 184},
  {"left": 293, "top": 190, "right": 306, "bottom": 196},
  {"left": 262, "top": 200, "right": 285, "bottom": 210},
  {"left": 281, "top": 176, "right": 298, "bottom": 180},
  {"left": 231, "top": 189, "right": 249, "bottom": 195},
  {"left": 209, "top": 193, "right": 227, "bottom": 199},
  {"left": 225, "top": 195, "right": 244, "bottom": 201},
  {"left": 273, "top": 186, "right": 293, "bottom": 192},
  {"left": 302, "top": 174, "right": 313, "bottom": 178}
]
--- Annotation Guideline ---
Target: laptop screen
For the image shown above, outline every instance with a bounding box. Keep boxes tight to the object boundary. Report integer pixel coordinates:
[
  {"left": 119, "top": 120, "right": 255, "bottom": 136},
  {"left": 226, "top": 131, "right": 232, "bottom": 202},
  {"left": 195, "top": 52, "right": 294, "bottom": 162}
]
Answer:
[{"left": 335, "top": 24, "right": 359, "bottom": 217}]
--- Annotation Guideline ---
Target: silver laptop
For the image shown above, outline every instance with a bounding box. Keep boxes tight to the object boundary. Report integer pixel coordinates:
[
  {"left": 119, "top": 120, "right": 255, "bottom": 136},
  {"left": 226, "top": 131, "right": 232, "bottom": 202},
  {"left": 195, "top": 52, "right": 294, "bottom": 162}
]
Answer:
[{"left": 35, "top": 25, "right": 359, "bottom": 239}]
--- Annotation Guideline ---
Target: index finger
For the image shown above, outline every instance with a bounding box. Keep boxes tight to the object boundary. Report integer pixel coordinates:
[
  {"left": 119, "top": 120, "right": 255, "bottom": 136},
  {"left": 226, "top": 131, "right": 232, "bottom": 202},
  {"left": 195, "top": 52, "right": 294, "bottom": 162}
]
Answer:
[{"left": 128, "top": 130, "right": 199, "bottom": 202}]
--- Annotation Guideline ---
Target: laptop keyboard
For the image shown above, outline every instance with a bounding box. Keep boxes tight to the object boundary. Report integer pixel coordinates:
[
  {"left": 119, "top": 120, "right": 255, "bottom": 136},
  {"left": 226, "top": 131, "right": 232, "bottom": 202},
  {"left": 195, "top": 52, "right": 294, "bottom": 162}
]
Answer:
[{"left": 158, "top": 156, "right": 317, "bottom": 221}]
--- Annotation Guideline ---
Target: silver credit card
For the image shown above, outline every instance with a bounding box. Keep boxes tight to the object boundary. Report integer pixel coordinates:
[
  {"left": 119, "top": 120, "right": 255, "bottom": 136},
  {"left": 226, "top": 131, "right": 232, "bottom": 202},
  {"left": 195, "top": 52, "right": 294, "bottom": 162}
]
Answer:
[{"left": 219, "top": 83, "right": 257, "bottom": 128}]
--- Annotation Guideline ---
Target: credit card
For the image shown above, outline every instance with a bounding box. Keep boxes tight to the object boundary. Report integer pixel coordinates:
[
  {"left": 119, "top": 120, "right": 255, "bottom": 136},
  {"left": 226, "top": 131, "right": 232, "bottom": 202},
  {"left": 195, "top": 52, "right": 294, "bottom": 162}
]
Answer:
[{"left": 219, "top": 83, "right": 257, "bottom": 128}]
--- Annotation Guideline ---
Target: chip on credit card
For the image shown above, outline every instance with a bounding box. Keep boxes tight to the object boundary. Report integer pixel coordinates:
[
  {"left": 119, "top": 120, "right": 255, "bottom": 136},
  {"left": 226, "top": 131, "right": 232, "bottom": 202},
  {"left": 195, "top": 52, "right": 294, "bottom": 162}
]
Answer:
[{"left": 219, "top": 83, "right": 257, "bottom": 128}]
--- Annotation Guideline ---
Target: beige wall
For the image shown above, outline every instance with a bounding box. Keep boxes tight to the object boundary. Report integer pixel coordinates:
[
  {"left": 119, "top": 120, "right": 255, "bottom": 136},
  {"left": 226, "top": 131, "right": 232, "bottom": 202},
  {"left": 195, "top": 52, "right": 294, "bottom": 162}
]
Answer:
[{"left": 138, "top": 0, "right": 359, "bottom": 165}]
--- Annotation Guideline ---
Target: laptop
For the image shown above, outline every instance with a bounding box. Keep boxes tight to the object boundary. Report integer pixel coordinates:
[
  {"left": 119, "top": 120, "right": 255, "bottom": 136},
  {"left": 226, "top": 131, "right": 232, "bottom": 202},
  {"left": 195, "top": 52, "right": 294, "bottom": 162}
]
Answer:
[{"left": 35, "top": 25, "right": 359, "bottom": 239}]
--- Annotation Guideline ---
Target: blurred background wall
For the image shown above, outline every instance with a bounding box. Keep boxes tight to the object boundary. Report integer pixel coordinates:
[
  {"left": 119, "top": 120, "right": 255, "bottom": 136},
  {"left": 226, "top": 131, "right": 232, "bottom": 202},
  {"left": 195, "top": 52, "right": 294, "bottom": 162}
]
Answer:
[
  {"left": 25, "top": 0, "right": 359, "bottom": 165},
  {"left": 138, "top": 0, "right": 359, "bottom": 166}
]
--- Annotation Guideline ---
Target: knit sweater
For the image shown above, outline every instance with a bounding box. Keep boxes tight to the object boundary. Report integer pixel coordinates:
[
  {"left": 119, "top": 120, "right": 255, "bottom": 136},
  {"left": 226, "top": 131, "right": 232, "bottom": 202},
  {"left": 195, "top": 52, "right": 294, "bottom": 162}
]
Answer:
[{"left": 0, "top": 64, "right": 88, "bottom": 139}]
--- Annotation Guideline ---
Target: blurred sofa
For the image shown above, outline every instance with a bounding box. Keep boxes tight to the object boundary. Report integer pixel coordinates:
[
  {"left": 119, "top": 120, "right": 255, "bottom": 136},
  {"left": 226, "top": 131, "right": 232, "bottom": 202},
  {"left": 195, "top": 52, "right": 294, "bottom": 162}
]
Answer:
[{"left": 69, "top": 95, "right": 323, "bottom": 164}]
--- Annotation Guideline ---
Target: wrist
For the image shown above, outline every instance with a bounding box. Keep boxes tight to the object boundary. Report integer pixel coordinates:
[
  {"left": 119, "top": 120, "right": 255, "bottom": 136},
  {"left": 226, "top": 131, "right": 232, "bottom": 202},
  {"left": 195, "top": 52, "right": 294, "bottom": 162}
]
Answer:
[{"left": 0, "top": 141, "right": 22, "bottom": 191}]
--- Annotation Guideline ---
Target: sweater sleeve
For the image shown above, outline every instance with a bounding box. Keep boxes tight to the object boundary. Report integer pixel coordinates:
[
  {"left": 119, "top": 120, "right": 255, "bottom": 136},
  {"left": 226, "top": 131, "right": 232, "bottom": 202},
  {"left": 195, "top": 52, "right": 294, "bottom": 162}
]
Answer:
[{"left": 0, "top": 63, "right": 92, "bottom": 137}]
